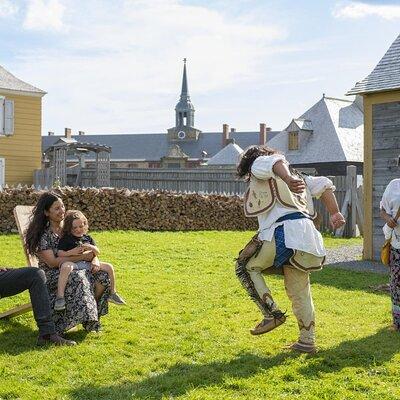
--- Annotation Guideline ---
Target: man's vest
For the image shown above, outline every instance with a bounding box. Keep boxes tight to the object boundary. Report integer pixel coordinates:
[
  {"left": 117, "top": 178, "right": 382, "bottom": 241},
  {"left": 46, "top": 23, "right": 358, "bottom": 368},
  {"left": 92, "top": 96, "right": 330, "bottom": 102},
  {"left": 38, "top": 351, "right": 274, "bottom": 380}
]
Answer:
[
  {"left": 243, "top": 175, "right": 324, "bottom": 272},
  {"left": 244, "top": 175, "right": 316, "bottom": 219}
]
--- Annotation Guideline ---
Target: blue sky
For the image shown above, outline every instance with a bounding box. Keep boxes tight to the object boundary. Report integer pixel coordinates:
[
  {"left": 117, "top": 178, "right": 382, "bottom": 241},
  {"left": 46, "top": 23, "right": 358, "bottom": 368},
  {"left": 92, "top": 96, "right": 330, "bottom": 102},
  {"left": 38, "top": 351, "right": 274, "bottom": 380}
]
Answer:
[{"left": 0, "top": 0, "right": 399, "bottom": 135}]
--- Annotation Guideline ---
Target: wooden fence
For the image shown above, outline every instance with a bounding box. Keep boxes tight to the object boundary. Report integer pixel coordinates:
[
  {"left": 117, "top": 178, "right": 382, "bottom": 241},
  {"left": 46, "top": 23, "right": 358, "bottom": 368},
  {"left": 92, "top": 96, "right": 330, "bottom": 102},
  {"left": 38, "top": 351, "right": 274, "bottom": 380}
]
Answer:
[
  {"left": 35, "top": 167, "right": 248, "bottom": 195},
  {"left": 31, "top": 165, "right": 363, "bottom": 235},
  {"left": 314, "top": 167, "right": 363, "bottom": 236}
]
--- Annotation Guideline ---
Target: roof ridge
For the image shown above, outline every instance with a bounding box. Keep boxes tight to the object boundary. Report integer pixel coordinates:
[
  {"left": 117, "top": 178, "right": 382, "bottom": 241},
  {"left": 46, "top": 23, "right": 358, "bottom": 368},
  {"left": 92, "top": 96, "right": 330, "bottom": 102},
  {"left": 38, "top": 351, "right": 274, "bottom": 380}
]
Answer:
[
  {"left": 323, "top": 96, "right": 352, "bottom": 103},
  {"left": 347, "top": 33, "right": 400, "bottom": 95},
  {"left": 0, "top": 65, "right": 46, "bottom": 95}
]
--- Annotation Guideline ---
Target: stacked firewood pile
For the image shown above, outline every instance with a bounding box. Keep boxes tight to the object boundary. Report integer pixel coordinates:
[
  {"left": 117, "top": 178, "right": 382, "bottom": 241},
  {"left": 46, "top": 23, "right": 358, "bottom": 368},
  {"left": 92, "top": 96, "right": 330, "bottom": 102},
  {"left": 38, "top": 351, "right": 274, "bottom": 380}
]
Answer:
[{"left": 0, "top": 187, "right": 257, "bottom": 233}]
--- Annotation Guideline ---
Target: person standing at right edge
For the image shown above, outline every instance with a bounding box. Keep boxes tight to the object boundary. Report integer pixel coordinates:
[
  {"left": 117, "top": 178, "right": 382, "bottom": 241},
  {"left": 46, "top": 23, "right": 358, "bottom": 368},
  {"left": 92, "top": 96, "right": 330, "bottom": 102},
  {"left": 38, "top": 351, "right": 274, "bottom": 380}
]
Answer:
[
  {"left": 380, "top": 178, "right": 400, "bottom": 332},
  {"left": 235, "top": 146, "right": 346, "bottom": 353}
]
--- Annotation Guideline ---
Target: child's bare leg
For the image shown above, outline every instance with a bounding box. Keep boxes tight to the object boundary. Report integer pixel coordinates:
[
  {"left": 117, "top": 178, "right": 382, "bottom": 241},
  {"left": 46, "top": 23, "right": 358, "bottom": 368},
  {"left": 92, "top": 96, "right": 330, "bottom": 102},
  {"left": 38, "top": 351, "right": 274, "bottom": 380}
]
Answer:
[
  {"left": 54, "top": 262, "right": 74, "bottom": 311},
  {"left": 91, "top": 255, "right": 100, "bottom": 267},
  {"left": 57, "top": 262, "right": 74, "bottom": 298},
  {"left": 98, "top": 262, "right": 126, "bottom": 305},
  {"left": 98, "top": 262, "right": 116, "bottom": 294}
]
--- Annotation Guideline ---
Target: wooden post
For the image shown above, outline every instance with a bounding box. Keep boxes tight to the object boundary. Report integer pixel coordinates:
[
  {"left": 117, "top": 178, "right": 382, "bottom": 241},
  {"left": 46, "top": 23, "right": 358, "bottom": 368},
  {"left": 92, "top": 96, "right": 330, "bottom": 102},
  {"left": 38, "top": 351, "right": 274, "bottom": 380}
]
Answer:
[
  {"left": 356, "top": 185, "right": 364, "bottom": 236},
  {"left": 348, "top": 165, "right": 357, "bottom": 237},
  {"left": 335, "top": 190, "right": 349, "bottom": 238},
  {"left": 335, "top": 165, "right": 358, "bottom": 238}
]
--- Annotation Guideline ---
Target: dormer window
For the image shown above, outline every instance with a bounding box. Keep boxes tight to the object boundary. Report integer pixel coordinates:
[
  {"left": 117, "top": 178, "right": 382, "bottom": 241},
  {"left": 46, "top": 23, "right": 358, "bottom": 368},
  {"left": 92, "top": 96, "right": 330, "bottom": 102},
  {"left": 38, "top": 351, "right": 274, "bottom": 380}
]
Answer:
[{"left": 288, "top": 131, "right": 299, "bottom": 150}]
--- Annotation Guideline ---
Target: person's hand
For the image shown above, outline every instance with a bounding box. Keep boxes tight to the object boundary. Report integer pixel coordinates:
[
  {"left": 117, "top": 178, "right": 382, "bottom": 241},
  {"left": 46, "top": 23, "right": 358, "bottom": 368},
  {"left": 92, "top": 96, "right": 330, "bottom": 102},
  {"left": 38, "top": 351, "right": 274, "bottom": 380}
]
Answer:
[
  {"left": 283, "top": 175, "right": 306, "bottom": 194},
  {"left": 330, "top": 212, "right": 346, "bottom": 230},
  {"left": 91, "top": 264, "right": 100, "bottom": 273},
  {"left": 81, "top": 251, "right": 95, "bottom": 262},
  {"left": 69, "top": 246, "right": 84, "bottom": 256},
  {"left": 0, "top": 268, "right": 7, "bottom": 272},
  {"left": 387, "top": 217, "right": 398, "bottom": 229},
  {"left": 81, "top": 243, "right": 94, "bottom": 251}
]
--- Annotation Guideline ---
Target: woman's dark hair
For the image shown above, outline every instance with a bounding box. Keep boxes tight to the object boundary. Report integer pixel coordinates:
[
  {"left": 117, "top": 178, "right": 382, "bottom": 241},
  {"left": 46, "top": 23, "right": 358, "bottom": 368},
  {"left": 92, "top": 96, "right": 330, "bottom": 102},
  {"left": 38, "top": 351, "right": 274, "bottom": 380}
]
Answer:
[
  {"left": 236, "top": 145, "right": 302, "bottom": 181},
  {"left": 25, "top": 192, "right": 62, "bottom": 255},
  {"left": 236, "top": 145, "right": 280, "bottom": 180},
  {"left": 62, "top": 210, "right": 88, "bottom": 237}
]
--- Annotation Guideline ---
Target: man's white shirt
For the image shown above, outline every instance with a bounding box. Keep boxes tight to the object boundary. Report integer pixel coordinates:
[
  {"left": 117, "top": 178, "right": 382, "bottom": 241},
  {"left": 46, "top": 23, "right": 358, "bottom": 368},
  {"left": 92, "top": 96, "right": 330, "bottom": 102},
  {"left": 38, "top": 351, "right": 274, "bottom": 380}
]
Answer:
[{"left": 251, "top": 155, "right": 335, "bottom": 257}]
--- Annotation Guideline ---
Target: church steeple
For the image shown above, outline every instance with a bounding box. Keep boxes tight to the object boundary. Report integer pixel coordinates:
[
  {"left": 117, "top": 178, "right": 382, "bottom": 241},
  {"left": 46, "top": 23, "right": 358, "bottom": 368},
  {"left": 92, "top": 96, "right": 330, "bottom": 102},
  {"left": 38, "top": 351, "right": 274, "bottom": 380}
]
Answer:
[
  {"left": 181, "top": 58, "right": 189, "bottom": 98},
  {"left": 175, "top": 58, "right": 195, "bottom": 128},
  {"left": 167, "top": 59, "right": 201, "bottom": 142}
]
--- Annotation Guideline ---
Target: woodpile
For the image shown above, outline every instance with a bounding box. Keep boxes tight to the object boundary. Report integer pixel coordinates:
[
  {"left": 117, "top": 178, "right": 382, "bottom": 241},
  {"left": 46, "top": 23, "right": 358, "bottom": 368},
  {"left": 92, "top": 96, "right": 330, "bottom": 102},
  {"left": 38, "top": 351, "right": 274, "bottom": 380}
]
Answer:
[{"left": 0, "top": 187, "right": 257, "bottom": 233}]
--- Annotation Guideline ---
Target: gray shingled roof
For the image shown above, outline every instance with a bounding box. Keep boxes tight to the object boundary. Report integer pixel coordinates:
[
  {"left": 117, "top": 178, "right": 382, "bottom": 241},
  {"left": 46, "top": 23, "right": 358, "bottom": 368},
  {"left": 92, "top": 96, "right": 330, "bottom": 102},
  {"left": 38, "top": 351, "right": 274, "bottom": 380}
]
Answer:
[
  {"left": 207, "top": 142, "right": 243, "bottom": 165},
  {"left": 42, "top": 130, "right": 280, "bottom": 161},
  {"left": 267, "top": 96, "right": 363, "bottom": 164},
  {"left": 0, "top": 65, "right": 46, "bottom": 95},
  {"left": 347, "top": 34, "right": 400, "bottom": 95}
]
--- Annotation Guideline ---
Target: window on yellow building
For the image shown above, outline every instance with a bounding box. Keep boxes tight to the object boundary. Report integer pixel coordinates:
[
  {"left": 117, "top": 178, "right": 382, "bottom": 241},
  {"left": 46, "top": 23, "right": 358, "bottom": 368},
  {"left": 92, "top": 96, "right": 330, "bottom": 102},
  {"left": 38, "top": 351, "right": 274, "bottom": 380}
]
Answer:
[
  {"left": 288, "top": 131, "right": 299, "bottom": 150},
  {"left": 0, "top": 97, "right": 14, "bottom": 136}
]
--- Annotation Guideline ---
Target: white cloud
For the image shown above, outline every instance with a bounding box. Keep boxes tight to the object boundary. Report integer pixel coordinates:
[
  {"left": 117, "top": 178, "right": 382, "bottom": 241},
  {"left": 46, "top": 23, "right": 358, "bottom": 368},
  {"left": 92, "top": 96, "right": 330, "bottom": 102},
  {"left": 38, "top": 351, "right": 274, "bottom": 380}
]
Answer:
[
  {"left": 23, "top": 0, "right": 66, "bottom": 31},
  {"left": 333, "top": 1, "right": 400, "bottom": 20},
  {"left": 0, "top": 0, "right": 18, "bottom": 17},
  {"left": 12, "top": 0, "right": 287, "bottom": 133}
]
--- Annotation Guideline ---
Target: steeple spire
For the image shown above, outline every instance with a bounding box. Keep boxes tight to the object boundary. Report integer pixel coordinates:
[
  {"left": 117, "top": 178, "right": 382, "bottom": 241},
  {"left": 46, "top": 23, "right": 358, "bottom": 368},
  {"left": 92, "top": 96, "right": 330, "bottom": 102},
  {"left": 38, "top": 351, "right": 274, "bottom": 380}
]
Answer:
[
  {"left": 180, "top": 58, "right": 189, "bottom": 100},
  {"left": 167, "top": 58, "right": 201, "bottom": 142},
  {"left": 175, "top": 58, "right": 195, "bottom": 128}
]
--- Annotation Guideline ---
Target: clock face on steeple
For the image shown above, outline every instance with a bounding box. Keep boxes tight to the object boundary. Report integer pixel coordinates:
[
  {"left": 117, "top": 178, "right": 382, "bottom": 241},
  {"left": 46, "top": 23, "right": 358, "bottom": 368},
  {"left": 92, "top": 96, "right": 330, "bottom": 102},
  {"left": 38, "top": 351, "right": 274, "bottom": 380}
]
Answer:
[{"left": 177, "top": 130, "right": 186, "bottom": 139}]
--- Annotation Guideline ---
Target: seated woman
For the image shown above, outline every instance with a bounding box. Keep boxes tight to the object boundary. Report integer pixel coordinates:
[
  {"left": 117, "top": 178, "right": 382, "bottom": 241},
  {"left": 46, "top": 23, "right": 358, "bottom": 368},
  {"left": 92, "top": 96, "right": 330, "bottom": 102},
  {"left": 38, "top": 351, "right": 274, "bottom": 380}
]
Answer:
[{"left": 25, "top": 191, "right": 111, "bottom": 334}]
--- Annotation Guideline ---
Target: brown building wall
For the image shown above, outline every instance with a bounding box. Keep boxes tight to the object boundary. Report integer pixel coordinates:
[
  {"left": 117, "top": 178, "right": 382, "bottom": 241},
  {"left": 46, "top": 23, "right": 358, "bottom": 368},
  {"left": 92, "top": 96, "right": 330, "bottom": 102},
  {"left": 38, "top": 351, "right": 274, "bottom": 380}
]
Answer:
[{"left": 363, "top": 90, "right": 400, "bottom": 260}]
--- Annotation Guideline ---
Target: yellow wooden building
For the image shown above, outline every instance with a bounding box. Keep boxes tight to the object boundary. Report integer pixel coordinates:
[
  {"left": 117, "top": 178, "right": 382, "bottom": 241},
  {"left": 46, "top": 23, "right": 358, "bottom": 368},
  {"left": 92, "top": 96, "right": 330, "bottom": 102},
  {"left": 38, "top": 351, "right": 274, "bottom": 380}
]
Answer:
[
  {"left": 0, "top": 65, "right": 46, "bottom": 186},
  {"left": 347, "top": 33, "right": 400, "bottom": 260}
]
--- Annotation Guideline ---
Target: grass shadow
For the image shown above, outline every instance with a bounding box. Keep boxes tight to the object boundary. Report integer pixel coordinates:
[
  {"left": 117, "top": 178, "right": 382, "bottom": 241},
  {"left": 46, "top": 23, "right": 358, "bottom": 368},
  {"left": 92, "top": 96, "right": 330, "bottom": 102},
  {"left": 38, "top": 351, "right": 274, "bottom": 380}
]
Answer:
[
  {"left": 0, "top": 319, "right": 94, "bottom": 355},
  {"left": 311, "top": 268, "right": 389, "bottom": 296},
  {"left": 69, "top": 328, "right": 400, "bottom": 399},
  {"left": 298, "top": 327, "right": 400, "bottom": 377},
  {"left": 69, "top": 351, "right": 300, "bottom": 400},
  {"left": 0, "top": 319, "right": 39, "bottom": 355}
]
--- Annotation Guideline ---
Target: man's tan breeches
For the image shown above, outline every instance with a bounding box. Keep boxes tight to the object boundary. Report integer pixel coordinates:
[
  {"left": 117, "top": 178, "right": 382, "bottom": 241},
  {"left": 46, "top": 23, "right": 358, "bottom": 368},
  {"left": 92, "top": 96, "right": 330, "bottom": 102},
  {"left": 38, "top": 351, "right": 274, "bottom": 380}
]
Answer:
[{"left": 246, "top": 241, "right": 315, "bottom": 344}]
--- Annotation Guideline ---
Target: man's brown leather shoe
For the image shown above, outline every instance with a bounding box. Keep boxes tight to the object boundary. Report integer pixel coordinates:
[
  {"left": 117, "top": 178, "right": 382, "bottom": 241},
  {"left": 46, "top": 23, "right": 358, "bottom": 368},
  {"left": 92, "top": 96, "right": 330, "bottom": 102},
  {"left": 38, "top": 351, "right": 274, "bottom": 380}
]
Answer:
[
  {"left": 250, "top": 313, "right": 286, "bottom": 335},
  {"left": 37, "top": 333, "right": 77, "bottom": 346},
  {"left": 287, "top": 341, "right": 317, "bottom": 354}
]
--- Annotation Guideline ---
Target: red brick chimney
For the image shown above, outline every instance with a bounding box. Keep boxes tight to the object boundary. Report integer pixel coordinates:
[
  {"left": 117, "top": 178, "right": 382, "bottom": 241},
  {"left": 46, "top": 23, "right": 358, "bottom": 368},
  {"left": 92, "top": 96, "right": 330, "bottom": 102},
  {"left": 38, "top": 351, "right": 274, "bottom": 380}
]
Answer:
[
  {"left": 64, "top": 128, "right": 72, "bottom": 139},
  {"left": 222, "top": 124, "right": 229, "bottom": 147}
]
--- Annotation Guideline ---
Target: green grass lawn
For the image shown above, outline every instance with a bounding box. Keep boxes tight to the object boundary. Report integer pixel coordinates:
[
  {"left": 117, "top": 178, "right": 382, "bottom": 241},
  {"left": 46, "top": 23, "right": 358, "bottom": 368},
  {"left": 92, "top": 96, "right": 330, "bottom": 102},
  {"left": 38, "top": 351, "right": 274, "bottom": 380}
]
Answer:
[{"left": 0, "top": 232, "right": 398, "bottom": 400}]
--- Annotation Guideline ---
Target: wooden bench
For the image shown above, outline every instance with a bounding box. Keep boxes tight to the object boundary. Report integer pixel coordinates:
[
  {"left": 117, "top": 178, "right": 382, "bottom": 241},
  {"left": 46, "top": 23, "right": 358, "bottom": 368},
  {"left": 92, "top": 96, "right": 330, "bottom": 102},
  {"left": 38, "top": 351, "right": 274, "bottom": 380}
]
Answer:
[{"left": 0, "top": 206, "right": 36, "bottom": 319}]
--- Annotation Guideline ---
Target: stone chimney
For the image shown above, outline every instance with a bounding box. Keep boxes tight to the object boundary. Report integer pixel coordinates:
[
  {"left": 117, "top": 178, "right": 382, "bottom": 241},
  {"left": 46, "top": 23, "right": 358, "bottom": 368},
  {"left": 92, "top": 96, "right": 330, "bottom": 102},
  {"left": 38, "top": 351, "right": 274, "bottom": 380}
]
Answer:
[
  {"left": 222, "top": 124, "right": 229, "bottom": 147},
  {"left": 78, "top": 130, "right": 85, "bottom": 136},
  {"left": 259, "top": 123, "right": 267, "bottom": 145},
  {"left": 259, "top": 123, "right": 272, "bottom": 145},
  {"left": 64, "top": 128, "right": 72, "bottom": 139},
  {"left": 48, "top": 131, "right": 54, "bottom": 136}
]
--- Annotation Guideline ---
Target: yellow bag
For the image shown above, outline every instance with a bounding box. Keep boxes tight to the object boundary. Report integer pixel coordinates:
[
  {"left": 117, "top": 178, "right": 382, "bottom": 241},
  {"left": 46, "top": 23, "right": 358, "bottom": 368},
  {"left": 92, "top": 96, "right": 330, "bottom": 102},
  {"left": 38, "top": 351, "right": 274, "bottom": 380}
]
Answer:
[
  {"left": 381, "top": 207, "right": 400, "bottom": 266},
  {"left": 381, "top": 238, "right": 391, "bottom": 266}
]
